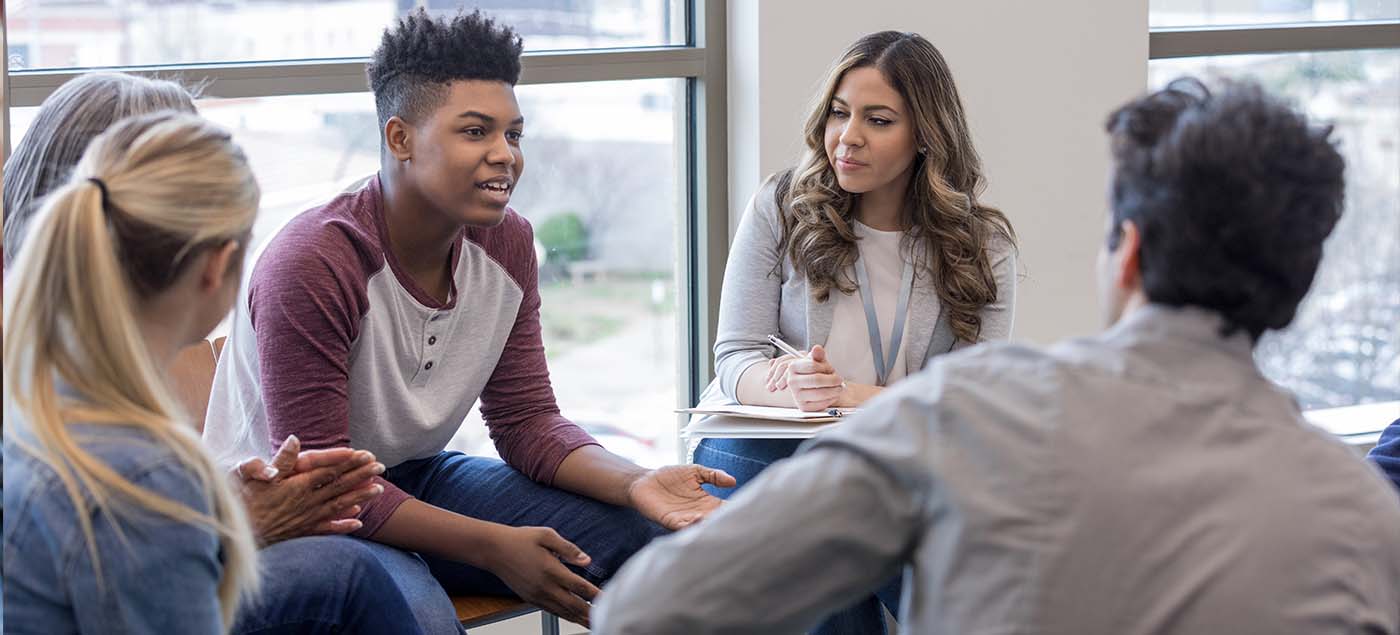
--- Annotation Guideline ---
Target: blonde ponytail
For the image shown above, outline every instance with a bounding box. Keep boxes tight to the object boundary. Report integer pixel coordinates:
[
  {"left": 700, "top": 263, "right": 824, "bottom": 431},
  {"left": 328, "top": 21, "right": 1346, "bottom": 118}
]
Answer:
[{"left": 3, "top": 112, "right": 260, "bottom": 629}]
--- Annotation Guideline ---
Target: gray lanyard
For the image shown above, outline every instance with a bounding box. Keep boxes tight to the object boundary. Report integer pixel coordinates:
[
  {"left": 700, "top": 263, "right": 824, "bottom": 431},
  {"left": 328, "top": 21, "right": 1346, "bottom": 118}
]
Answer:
[{"left": 854, "top": 248, "right": 914, "bottom": 387}]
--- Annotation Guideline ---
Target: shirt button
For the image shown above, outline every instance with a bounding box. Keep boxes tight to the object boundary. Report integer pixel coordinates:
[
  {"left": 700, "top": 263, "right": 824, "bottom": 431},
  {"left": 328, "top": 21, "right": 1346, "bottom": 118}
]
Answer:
[
  {"left": 428, "top": 336, "right": 437, "bottom": 346},
  {"left": 424, "top": 361, "right": 434, "bottom": 370}
]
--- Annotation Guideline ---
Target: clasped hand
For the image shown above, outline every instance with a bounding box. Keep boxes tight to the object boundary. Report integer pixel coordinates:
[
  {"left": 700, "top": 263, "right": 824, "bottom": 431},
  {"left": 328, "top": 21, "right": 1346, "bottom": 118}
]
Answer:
[{"left": 233, "top": 435, "right": 387, "bottom": 545}]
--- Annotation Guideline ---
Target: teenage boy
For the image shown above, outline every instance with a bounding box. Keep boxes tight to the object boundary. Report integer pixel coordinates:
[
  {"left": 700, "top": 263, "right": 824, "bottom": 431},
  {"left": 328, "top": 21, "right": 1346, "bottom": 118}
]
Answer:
[
  {"left": 204, "top": 10, "right": 733, "bottom": 627},
  {"left": 593, "top": 79, "right": 1400, "bottom": 634}
]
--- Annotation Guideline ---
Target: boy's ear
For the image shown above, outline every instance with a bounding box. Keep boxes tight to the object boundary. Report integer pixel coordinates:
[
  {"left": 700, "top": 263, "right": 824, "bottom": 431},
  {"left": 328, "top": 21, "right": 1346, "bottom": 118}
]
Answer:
[{"left": 385, "top": 116, "right": 413, "bottom": 161}]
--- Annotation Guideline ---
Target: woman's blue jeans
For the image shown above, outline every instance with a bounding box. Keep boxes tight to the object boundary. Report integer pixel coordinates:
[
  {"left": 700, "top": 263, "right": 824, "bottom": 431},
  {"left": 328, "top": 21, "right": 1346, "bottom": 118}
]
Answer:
[{"left": 694, "top": 437, "right": 902, "bottom": 635}]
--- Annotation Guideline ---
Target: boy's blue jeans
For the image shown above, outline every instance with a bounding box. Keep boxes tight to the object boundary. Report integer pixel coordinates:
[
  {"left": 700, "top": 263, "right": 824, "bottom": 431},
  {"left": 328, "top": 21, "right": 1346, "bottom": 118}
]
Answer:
[
  {"left": 238, "top": 451, "right": 667, "bottom": 635},
  {"left": 383, "top": 451, "right": 668, "bottom": 595}
]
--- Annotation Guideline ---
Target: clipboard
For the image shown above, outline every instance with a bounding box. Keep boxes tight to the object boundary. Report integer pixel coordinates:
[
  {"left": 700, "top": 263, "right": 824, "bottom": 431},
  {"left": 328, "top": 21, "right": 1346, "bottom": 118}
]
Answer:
[
  {"left": 677, "top": 405, "right": 859, "bottom": 439},
  {"left": 677, "top": 404, "right": 855, "bottom": 423}
]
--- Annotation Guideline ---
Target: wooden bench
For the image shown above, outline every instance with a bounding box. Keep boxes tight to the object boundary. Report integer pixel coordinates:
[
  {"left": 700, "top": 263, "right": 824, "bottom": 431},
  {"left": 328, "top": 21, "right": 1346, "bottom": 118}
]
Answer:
[
  {"left": 454, "top": 596, "right": 560, "bottom": 633},
  {"left": 171, "top": 337, "right": 562, "bottom": 633}
]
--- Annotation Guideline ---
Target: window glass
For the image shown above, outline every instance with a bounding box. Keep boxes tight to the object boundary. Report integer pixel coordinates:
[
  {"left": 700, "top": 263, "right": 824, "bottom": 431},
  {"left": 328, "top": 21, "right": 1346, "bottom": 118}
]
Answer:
[
  {"left": 7, "top": 0, "right": 687, "bottom": 70},
  {"left": 8, "top": 77, "right": 686, "bottom": 467},
  {"left": 1150, "top": 0, "right": 1399, "bottom": 28}
]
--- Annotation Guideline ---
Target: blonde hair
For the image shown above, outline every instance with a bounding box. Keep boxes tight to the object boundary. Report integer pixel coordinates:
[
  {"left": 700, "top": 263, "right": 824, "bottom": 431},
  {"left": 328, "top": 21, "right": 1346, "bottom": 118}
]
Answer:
[
  {"left": 3, "top": 111, "right": 260, "bottom": 628},
  {"left": 779, "top": 31, "right": 1015, "bottom": 343}
]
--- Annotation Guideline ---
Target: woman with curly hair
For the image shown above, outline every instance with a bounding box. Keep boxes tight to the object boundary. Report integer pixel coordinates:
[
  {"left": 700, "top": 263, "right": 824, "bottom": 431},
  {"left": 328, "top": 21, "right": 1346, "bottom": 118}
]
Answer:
[{"left": 693, "top": 31, "right": 1018, "bottom": 634}]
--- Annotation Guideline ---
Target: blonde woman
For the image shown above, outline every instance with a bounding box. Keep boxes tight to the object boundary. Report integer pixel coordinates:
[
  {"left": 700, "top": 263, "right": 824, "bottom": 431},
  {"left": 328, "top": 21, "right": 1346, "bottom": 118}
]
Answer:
[
  {"left": 0, "top": 112, "right": 426, "bottom": 634},
  {"left": 693, "top": 31, "right": 1017, "bottom": 634},
  {"left": 3, "top": 111, "right": 261, "bottom": 632},
  {"left": 3, "top": 73, "right": 459, "bottom": 634}
]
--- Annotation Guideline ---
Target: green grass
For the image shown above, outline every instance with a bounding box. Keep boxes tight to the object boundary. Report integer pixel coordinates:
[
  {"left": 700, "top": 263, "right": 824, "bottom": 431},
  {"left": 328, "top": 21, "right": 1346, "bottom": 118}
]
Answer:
[{"left": 538, "top": 276, "right": 676, "bottom": 358}]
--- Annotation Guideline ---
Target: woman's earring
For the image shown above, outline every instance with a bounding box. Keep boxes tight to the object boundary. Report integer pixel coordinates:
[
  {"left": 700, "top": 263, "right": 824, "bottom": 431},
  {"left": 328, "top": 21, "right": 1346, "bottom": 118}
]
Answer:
[{"left": 918, "top": 147, "right": 928, "bottom": 155}]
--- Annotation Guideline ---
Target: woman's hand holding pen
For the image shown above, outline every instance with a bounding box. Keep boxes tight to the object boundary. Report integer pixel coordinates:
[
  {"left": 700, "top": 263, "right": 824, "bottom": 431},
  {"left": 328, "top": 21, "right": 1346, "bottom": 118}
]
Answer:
[
  {"left": 763, "top": 353, "right": 800, "bottom": 393},
  {"left": 775, "top": 344, "right": 847, "bottom": 412}
]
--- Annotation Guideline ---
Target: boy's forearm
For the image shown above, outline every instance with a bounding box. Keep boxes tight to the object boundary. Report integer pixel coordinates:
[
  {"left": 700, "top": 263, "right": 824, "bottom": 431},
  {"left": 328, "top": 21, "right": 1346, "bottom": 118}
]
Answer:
[
  {"left": 552, "top": 445, "right": 649, "bottom": 508},
  {"left": 370, "top": 498, "right": 509, "bottom": 567}
]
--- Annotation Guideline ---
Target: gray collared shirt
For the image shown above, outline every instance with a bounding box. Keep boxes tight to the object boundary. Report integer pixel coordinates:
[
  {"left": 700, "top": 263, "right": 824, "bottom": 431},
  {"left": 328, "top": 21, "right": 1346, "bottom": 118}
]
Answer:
[{"left": 595, "top": 305, "right": 1400, "bottom": 634}]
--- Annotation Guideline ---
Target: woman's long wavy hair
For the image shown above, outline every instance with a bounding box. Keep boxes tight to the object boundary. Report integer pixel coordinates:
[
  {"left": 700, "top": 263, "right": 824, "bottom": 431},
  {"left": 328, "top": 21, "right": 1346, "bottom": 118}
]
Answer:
[
  {"left": 3, "top": 72, "right": 196, "bottom": 268},
  {"left": 778, "top": 31, "right": 1015, "bottom": 343},
  {"left": 3, "top": 112, "right": 260, "bottom": 628}
]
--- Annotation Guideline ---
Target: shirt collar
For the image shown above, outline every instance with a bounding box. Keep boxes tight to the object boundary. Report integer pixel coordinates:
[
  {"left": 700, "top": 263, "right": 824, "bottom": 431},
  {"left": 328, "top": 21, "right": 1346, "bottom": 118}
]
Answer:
[{"left": 1104, "top": 303, "right": 1256, "bottom": 363}]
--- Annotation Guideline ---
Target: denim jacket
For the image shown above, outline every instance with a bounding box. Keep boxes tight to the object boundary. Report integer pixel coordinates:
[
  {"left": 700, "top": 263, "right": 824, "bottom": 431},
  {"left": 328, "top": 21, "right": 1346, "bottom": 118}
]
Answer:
[{"left": 3, "top": 413, "right": 225, "bottom": 634}]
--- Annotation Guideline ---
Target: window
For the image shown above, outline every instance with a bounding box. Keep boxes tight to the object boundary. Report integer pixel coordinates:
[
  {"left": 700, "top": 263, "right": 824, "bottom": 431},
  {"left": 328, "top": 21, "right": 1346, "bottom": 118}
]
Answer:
[
  {"left": 1150, "top": 2, "right": 1400, "bottom": 436},
  {"left": 3, "top": 2, "right": 726, "bottom": 468},
  {"left": 7, "top": 0, "right": 686, "bottom": 70},
  {"left": 1151, "top": 0, "right": 1399, "bottom": 27}
]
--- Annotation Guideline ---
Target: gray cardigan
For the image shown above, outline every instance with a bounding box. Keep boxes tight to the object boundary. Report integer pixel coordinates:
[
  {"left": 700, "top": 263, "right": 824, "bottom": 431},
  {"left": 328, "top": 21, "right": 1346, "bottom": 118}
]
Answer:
[{"left": 704, "top": 175, "right": 1018, "bottom": 404}]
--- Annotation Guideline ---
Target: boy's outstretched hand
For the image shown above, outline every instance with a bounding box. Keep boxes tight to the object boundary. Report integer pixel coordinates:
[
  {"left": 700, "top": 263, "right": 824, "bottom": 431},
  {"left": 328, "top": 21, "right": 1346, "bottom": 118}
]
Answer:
[{"left": 626, "top": 465, "right": 737, "bottom": 530}]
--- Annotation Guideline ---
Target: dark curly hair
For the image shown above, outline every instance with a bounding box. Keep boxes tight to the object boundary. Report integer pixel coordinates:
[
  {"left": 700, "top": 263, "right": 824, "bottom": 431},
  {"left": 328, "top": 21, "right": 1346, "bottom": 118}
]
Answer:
[
  {"left": 1105, "top": 77, "right": 1345, "bottom": 340},
  {"left": 366, "top": 8, "right": 523, "bottom": 128}
]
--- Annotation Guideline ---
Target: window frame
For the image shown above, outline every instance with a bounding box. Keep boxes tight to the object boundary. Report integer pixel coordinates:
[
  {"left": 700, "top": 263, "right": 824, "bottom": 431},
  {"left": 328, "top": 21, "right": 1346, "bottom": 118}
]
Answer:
[
  {"left": 1149, "top": 19, "right": 1400, "bottom": 58},
  {"left": 0, "top": 1, "right": 729, "bottom": 463}
]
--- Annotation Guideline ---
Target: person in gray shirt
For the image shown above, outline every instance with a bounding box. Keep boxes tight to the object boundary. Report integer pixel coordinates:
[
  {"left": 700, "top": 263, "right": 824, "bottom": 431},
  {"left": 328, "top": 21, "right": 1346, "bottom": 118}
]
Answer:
[{"left": 592, "top": 78, "right": 1400, "bottom": 634}]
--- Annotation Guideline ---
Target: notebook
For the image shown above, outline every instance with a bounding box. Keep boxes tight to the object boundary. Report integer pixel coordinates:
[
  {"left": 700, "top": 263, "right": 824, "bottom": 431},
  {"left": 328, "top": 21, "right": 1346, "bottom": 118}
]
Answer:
[{"left": 678, "top": 405, "right": 858, "bottom": 439}]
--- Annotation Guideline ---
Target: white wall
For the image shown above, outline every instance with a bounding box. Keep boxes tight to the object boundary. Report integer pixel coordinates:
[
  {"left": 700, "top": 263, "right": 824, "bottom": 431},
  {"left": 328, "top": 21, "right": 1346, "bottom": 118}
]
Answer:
[{"left": 727, "top": 0, "right": 1149, "bottom": 344}]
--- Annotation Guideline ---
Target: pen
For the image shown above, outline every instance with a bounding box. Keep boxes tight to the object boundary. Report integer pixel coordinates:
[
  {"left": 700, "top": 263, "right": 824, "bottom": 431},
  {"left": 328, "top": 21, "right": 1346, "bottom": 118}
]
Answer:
[{"left": 766, "top": 333, "right": 805, "bottom": 358}]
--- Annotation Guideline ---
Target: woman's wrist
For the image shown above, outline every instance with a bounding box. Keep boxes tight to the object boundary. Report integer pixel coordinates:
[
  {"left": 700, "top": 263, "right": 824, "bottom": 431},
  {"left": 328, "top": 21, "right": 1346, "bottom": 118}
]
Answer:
[{"left": 838, "top": 382, "right": 880, "bottom": 408}]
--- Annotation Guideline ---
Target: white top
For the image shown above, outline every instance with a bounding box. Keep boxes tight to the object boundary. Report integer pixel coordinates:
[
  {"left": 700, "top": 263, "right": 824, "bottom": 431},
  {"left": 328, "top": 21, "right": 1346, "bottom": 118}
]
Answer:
[{"left": 824, "top": 220, "right": 912, "bottom": 386}]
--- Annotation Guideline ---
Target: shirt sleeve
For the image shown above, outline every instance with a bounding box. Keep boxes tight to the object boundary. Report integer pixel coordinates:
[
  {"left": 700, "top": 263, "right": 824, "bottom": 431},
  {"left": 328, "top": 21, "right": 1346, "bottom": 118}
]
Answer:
[
  {"left": 713, "top": 176, "right": 787, "bottom": 402},
  {"left": 247, "top": 233, "right": 410, "bottom": 536},
  {"left": 593, "top": 443, "right": 920, "bottom": 634},
  {"left": 67, "top": 464, "right": 225, "bottom": 635},
  {"left": 594, "top": 373, "right": 950, "bottom": 634},
  {"left": 478, "top": 216, "right": 599, "bottom": 484}
]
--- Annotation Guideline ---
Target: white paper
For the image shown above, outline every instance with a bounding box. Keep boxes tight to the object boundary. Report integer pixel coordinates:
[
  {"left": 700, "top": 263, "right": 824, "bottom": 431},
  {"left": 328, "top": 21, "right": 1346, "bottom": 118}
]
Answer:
[
  {"left": 678, "top": 404, "right": 844, "bottom": 421},
  {"left": 680, "top": 413, "right": 844, "bottom": 439}
]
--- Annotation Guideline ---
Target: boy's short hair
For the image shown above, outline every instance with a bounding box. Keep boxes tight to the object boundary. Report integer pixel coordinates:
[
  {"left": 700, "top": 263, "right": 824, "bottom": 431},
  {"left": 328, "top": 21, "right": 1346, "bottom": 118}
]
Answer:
[
  {"left": 366, "top": 8, "right": 524, "bottom": 128},
  {"left": 1105, "top": 78, "right": 1346, "bottom": 340}
]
